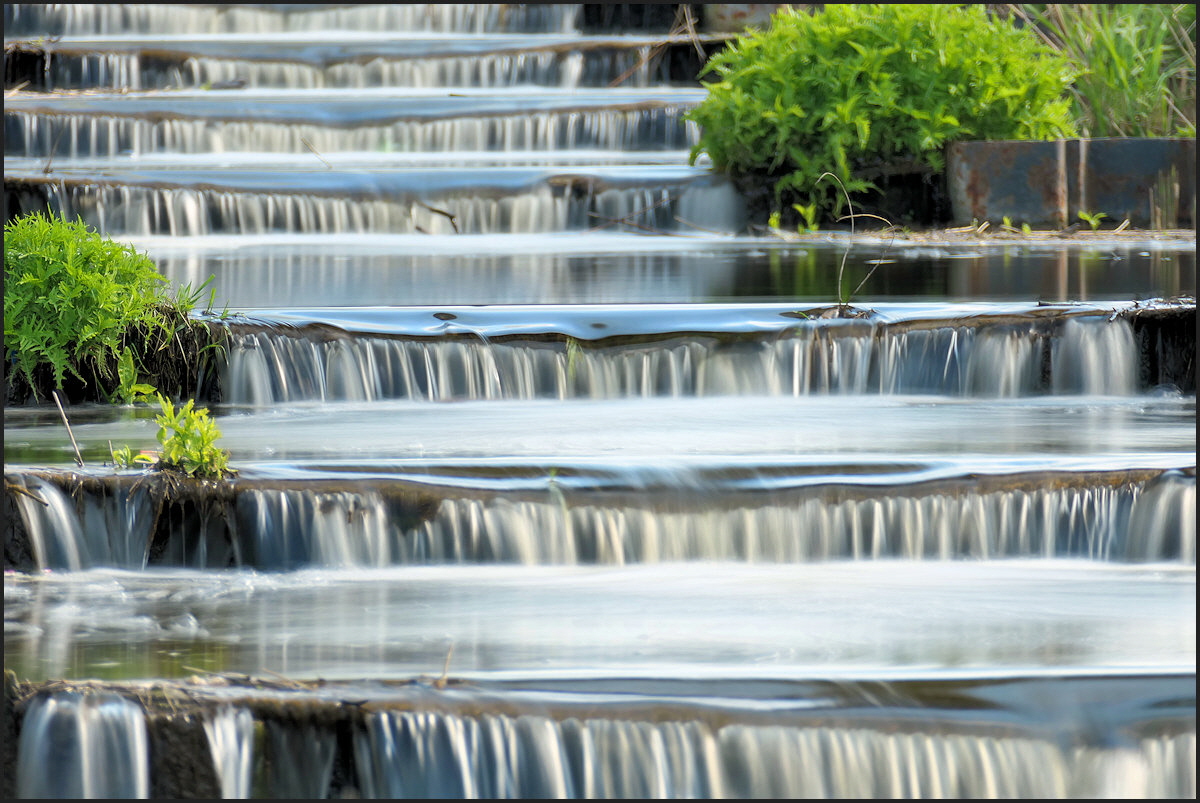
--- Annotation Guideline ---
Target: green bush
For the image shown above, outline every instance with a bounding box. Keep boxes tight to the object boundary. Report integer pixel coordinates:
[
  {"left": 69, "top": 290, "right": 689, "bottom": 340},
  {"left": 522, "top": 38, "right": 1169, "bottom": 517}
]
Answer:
[
  {"left": 4, "top": 211, "right": 218, "bottom": 403},
  {"left": 686, "top": 4, "right": 1080, "bottom": 223}
]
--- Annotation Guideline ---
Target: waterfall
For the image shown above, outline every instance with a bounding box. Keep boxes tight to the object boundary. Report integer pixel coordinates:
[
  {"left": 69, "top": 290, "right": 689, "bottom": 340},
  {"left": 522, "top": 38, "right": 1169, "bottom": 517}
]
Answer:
[
  {"left": 17, "top": 691, "right": 150, "bottom": 798},
  {"left": 6, "top": 474, "right": 157, "bottom": 570},
  {"left": 350, "top": 708, "right": 1197, "bottom": 799},
  {"left": 220, "top": 318, "right": 1145, "bottom": 405},
  {"left": 9, "top": 472, "right": 1194, "bottom": 571},
  {"left": 4, "top": 4, "right": 582, "bottom": 36},
  {"left": 1125, "top": 470, "right": 1197, "bottom": 562},
  {"left": 236, "top": 489, "right": 398, "bottom": 570},
  {"left": 7, "top": 474, "right": 89, "bottom": 570},
  {"left": 203, "top": 706, "right": 256, "bottom": 799},
  {"left": 33, "top": 181, "right": 574, "bottom": 237},
  {"left": 1052, "top": 317, "right": 1139, "bottom": 395},
  {"left": 23, "top": 48, "right": 666, "bottom": 92},
  {"left": 6, "top": 106, "right": 698, "bottom": 158},
  {"left": 409, "top": 480, "right": 1180, "bottom": 564},
  {"left": 264, "top": 720, "right": 338, "bottom": 799}
]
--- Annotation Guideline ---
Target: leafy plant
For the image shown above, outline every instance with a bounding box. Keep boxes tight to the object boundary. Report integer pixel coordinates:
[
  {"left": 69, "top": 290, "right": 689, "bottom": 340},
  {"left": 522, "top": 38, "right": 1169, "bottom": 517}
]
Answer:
[
  {"left": 686, "top": 4, "right": 1079, "bottom": 225},
  {"left": 4, "top": 211, "right": 223, "bottom": 404},
  {"left": 110, "top": 443, "right": 156, "bottom": 470},
  {"left": 1077, "top": 210, "right": 1108, "bottom": 230},
  {"left": 115, "top": 348, "right": 159, "bottom": 405},
  {"left": 1011, "top": 4, "right": 1196, "bottom": 138},
  {"left": 791, "top": 202, "right": 820, "bottom": 233},
  {"left": 135, "top": 393, "right": 235, "bottom": 479}
]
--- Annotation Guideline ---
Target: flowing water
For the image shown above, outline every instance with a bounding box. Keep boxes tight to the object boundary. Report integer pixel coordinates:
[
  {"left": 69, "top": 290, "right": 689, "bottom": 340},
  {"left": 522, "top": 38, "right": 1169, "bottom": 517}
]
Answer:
[{"left": 3, "top": 3, "right": 1196, "bottom": 798}]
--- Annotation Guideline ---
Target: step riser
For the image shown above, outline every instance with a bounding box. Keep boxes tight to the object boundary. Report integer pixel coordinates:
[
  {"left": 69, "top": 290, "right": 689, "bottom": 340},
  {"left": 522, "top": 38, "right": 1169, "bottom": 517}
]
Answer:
[
  {"left": 221, "top": 313, "right": 1195, "bottom": 403},
  {"left": 5, "top": 108, "right": 699, "bottom": 157},
  {"left": 7, "top": 470, "right": 1194, "bottom": 571},
  {"left": 4, "top": 175, "right": 745, "bottom": 235},
  {"left": 7, "top": 679, "right": 1195, "bottom": 799},
  {"left": 4, "top": 4, "right": 584, "bottom": 36},
  {"left": 6, "top": 46, "right": 708, "bottom": 91}
]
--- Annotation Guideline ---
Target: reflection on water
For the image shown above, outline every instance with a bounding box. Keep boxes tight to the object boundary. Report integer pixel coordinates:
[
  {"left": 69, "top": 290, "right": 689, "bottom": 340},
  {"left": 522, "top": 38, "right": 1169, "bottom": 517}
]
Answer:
[
  {"left": 129, "top": 233, "right": 1197, "bottom": 307},
  {"left": 4, "top": 562, "right": 1194, "bottom": 682},
  {"left": 6, "top": 394, "right": 1194, "bottom": 469}
]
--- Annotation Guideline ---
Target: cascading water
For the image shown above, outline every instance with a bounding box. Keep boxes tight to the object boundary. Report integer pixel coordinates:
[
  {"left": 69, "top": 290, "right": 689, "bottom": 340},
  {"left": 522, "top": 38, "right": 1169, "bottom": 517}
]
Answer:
[
  {"left": 2, "top": 4, "right": 583, "bottom": 36},
  {"left": 203, "top": 706, "right": 255, "bottom": 800},
  {"left": 348, "top": 706, "right": 1199, "bottom": 799},
  {"left": 6, "top": 468, "right": 1194, "bottom": 571},
  {"left": 3, "top": 2, "right": 1194, "bottom": 799},
  {"left": 218, "top": 313, "right": 1143, "bottom": 404},
  {"left": 4, "top": 103, "right": 700, "bottom": 158},
  {"left": 16, "top": 692, "right": 150, "bottom": 798}
]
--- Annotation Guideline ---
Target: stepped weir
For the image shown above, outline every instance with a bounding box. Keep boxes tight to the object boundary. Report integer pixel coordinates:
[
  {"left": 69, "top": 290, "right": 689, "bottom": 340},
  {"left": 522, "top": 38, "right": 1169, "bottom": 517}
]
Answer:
[{"left": 3, "top": 2, "right": 1195, "bottom": 798}]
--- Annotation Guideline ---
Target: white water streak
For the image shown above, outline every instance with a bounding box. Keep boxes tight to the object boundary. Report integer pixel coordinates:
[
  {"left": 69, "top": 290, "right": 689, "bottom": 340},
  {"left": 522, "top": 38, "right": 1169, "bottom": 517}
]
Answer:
[
  {"left": 204, "top": 706, "right": 255, "bottom": 799},
  {"left": 17, "top": 692, "right": 150, "bottom": 798}
]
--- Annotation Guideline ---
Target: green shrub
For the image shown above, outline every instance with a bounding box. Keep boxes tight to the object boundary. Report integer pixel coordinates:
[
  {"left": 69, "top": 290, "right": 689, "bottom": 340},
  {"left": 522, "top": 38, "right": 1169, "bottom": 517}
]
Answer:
[
  {"left": 113, "top": 393, "right": 234, "bottom": 479},
  {"left": 686, "top": 4, "right": 1080, "bottom": 223},
  {"left": 151, "top": 394, "right": 233, "bottom": 479},
  {"left": 4, "top": 211, "right": 220, "bottom": 403},
  {"left": 1012, "top": 4, "right": 1196, "bottom": 138}
]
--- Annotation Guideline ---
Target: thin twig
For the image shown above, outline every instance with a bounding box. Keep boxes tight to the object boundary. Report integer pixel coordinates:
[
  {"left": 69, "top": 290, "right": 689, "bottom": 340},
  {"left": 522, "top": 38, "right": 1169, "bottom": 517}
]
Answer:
[
  {"left": 42, "top": 125, "right": 66, "bottom": 175},
  {"left": 53, "top": 390, "right": 84, "bottom": 467},
  {"left": 299, "top": 136, "right": 332, "bottom": 169},
  {"left": 434, "top": 643, "right": 453, "bottom": 690},
  {"left": 585, "top": 193, "right": 676, "bottom": 232},
  {"left": 816, "top": 172, "right": 856, "bottom": 306},
  {"left": 417, "top": 201, "right": 460, "bottom": 234},
  {"left": 835, "top": 212, "right": 899, "bottom": 299},
  {"left": 6, "top": 481, "right": 48, "bottom": 506},
  {"left": 609, "top": 5, "right": 705, "bottom": 88},
  {"left": 672, "top": 214, "right": 729, "bottom": 236}
]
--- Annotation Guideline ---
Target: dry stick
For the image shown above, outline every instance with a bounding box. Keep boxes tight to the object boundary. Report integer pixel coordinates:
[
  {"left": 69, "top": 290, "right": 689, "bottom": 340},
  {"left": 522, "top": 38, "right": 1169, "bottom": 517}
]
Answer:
[
  {"left": 585, "top": 194, "right": 676, "bottom": 232},
  {"left": 299, "top": 136, "right": 332, "bottom": 169},
  {"left": 434, "top": 643, "right": 454, "bottom": 690},
  {"left": 608, "top": 5, "right": 700, "bottom": 88},
  {"left": 672, "top": 214, "right": 728, "bottom": 236},
  {"left": 676, "top": 4, "right": 708, "bottom": 62},
  {"left": 42, "top": 124, "right": 66, "bottom": 175},
  {"left": 816, "top": 172, "right": 856, "bottom": 307},
  {"left": 417, "top": 201, "right": 460, "bottom": 234},
  {"left": 6, "top": 481, "right": 48, "bottom": 506},
  {"left": 836, "top": 212, "right": 899, "bottom": 299},
  {"left": 53, "top": 390, "right": 85, "bottom": 467}
]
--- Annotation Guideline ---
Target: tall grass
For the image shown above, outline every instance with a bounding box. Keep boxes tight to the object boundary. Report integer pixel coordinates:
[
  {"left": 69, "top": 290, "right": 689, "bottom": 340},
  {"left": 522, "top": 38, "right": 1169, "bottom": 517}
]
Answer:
[{"left": 1010, "top": 4, "right": 1196, "bottom": 137}]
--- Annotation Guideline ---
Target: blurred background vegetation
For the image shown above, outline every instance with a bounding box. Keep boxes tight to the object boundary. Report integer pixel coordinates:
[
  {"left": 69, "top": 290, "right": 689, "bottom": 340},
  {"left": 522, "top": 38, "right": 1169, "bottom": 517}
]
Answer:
[
  {"left": 686, "top": 3, "right": 1196, "bottom": 225},
  {"left": 1008, "top": 4, "right": 1195, "bottom": 138}
]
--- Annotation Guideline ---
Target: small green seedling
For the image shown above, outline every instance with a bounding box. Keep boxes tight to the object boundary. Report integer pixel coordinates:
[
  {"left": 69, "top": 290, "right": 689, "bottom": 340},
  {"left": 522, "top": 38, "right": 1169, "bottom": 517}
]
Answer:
[
  {"left": 112, "top": 394, "right": 234, "bottom": 479},
  {"left": 110, "top": 443, "right": 156, "bottom": 470},
  {"left": 1077, "top": 210, "right": 1108, "bottom": 231},
  {"left": 153, "top": 394, "right": 234, "bottom": 479},
  {"left": 791, "top": 203, "right": 820, "bottom": 233}
]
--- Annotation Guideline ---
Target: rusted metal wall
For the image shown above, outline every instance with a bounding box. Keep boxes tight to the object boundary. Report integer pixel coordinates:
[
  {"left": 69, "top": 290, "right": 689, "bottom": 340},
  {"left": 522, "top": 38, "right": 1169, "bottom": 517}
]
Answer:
[{"left": 947, "top": 138, "right": 1196, "bottom": 229}]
